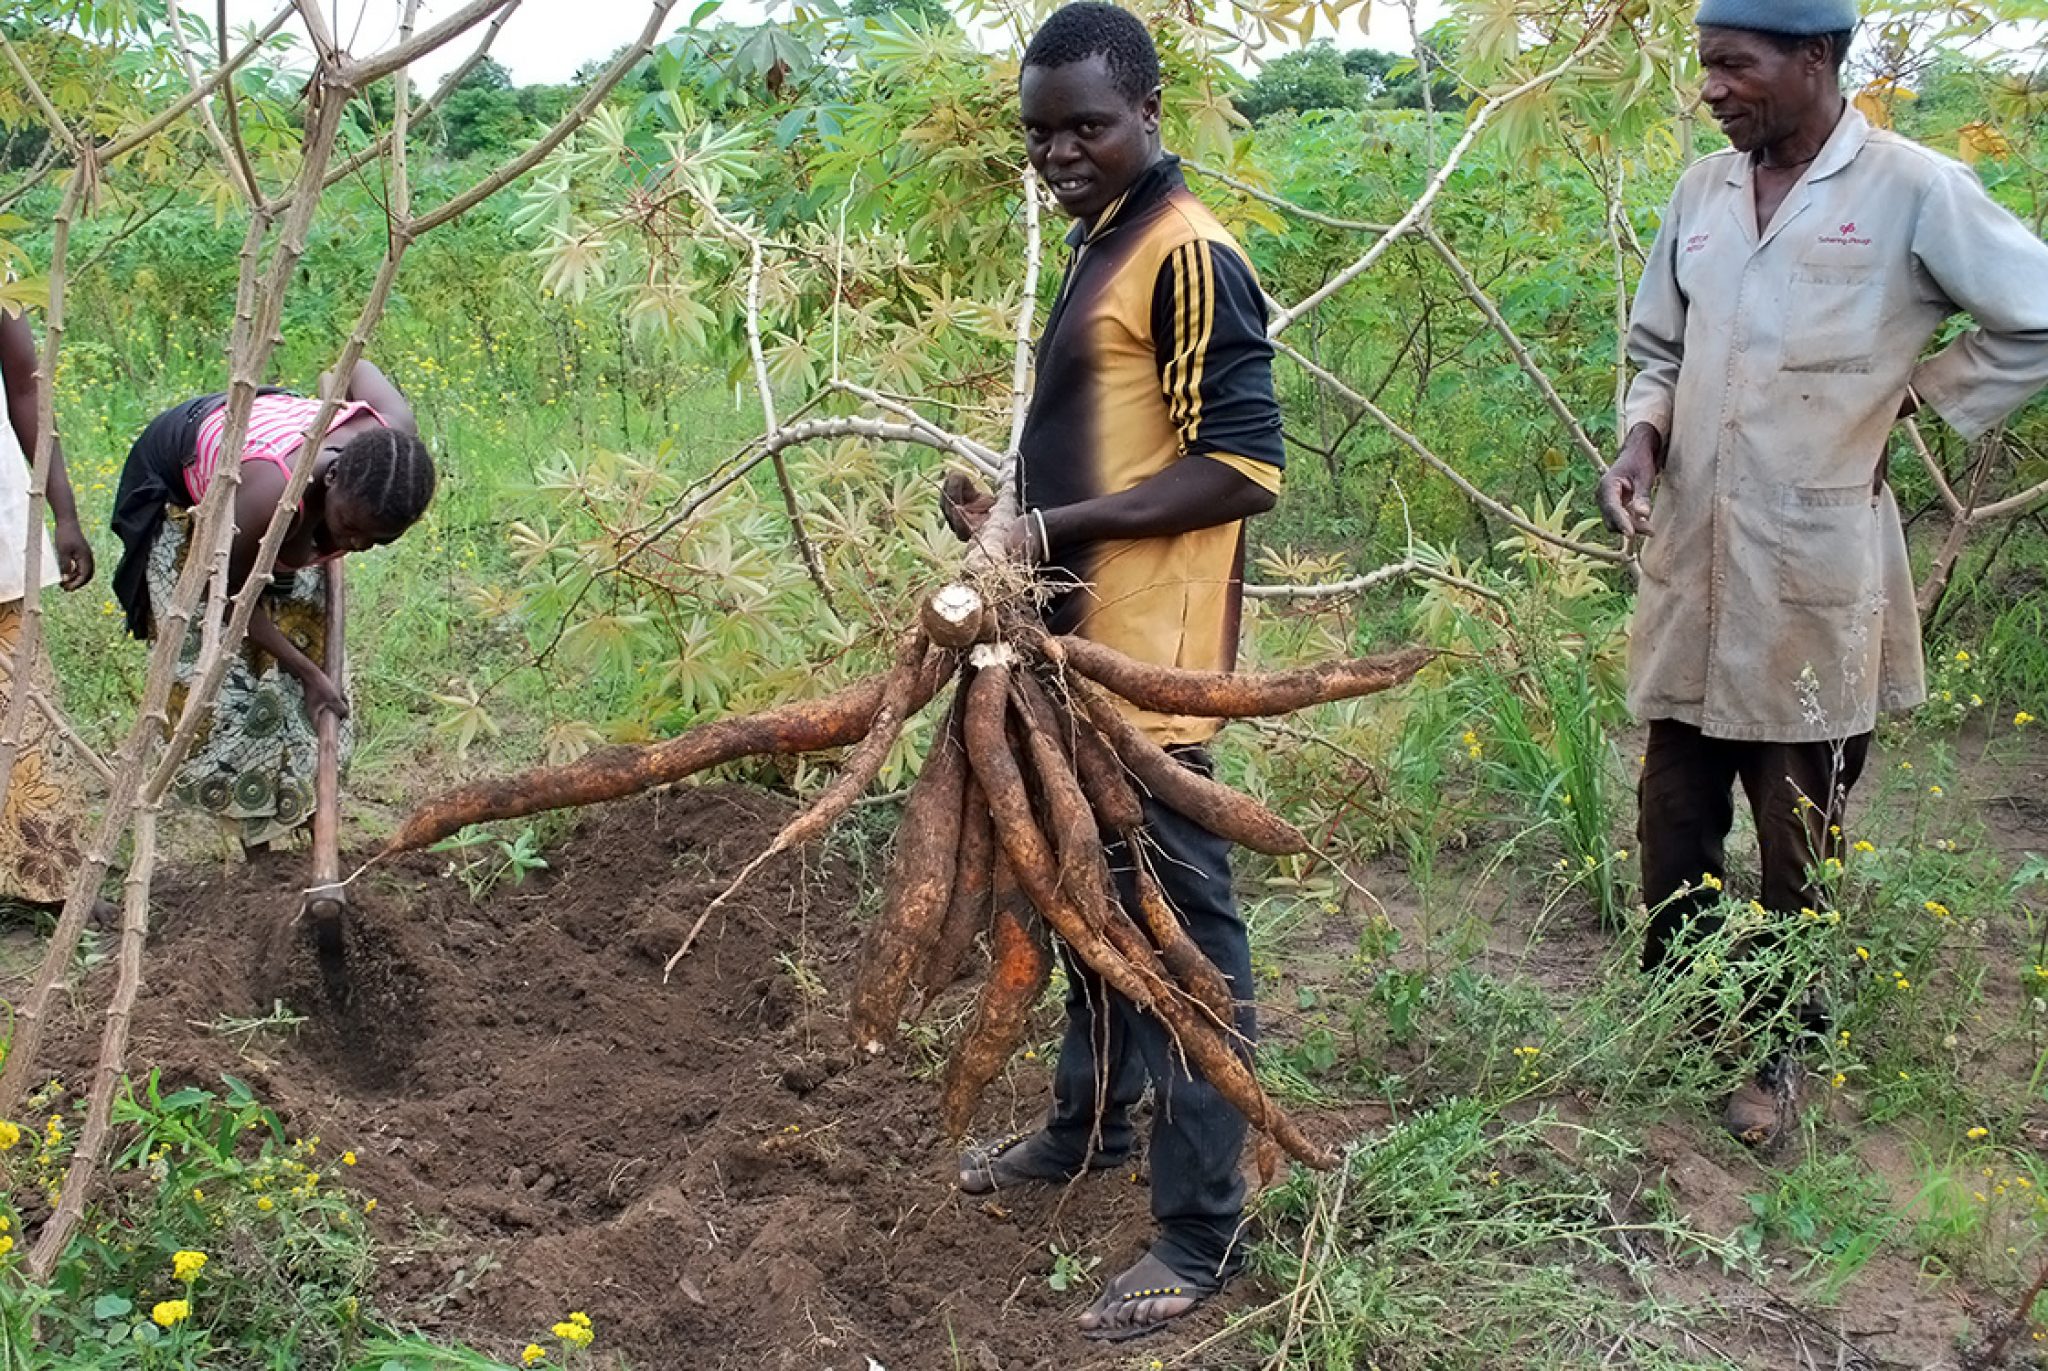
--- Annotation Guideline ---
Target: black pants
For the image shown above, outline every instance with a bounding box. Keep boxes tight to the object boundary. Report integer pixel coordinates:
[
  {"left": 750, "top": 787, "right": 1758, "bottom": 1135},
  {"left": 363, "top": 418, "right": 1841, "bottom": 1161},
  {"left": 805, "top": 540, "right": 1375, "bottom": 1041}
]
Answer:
[
  {"left": 1638, "top": 718, "right": 1871, "bottom": 1004},
  {"left": 1041, "top": 748, "right": 1252, "bottom": 1281}
]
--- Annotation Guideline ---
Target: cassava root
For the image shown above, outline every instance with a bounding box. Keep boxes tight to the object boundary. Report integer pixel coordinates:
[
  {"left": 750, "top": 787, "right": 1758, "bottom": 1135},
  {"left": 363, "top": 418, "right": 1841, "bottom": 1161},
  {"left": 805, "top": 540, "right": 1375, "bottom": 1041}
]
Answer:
[{"left": 390, "top": 585, "right": 1431, "bottom": 1170}]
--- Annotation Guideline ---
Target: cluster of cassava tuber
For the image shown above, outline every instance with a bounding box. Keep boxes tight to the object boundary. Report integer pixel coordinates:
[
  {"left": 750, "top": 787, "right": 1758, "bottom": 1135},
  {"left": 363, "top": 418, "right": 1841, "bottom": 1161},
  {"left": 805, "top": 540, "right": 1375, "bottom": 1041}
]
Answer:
[{"left": 388, "top": 579, "right": 1431, "bottom": 1169}]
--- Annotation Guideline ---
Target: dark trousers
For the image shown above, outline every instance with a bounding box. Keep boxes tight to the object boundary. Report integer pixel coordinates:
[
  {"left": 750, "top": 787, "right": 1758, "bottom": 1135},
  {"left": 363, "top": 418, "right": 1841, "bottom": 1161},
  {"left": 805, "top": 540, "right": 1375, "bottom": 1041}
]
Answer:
[
  {"left": 1042, "top": 748, "right": 1253, "bottom": 1281},
  {"left": 1639, "top": 719, "right": 1872, "bottom": 1004}
]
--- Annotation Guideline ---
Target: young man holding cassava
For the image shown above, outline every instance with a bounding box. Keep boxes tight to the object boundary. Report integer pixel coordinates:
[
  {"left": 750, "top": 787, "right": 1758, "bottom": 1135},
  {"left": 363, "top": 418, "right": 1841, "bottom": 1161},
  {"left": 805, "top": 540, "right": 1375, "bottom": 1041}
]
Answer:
[
  {"left": 941, "top": 1, "right": 1286, "bottom": 1343},
  {"left": 1599, "top": 0, "right": 2048, "bottom": 1147}
]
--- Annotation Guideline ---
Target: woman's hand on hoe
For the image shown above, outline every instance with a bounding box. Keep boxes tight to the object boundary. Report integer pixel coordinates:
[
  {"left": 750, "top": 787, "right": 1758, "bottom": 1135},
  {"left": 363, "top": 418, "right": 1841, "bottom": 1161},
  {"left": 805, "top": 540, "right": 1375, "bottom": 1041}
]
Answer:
[{"left": 300, "top": 666, "right": 349, "bottom": 726}]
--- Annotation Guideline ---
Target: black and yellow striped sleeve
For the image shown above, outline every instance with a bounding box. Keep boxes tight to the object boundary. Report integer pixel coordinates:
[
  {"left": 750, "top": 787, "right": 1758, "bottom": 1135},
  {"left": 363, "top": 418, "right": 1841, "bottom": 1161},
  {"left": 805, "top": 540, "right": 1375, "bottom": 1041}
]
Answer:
[{"left": 1150, "top": 238, "right": 1285, "bottom": 488}]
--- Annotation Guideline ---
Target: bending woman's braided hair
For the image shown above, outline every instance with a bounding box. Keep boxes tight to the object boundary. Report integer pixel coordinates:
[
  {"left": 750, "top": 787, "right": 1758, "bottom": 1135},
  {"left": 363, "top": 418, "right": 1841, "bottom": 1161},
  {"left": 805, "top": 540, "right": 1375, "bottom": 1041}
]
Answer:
[{"left": 332, "top": 426, "right": 436, "bottom": 529}]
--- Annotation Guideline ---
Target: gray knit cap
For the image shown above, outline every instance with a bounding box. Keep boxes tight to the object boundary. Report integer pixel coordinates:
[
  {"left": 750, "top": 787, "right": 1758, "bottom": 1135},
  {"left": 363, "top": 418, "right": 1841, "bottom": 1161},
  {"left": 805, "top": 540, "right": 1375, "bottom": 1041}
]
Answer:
[{"left": 1696, "top": 0, "right": 1857, "bottom": 33}]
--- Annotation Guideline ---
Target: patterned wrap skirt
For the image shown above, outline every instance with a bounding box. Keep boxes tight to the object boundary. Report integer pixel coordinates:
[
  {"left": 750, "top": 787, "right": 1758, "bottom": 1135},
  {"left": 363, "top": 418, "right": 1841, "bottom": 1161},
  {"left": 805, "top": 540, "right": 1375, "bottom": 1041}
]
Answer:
[
  {"left": 0, "top": 597, "right": 90, "bottom": 904},
  {"left": 148, "top": 510, "right": 353, "bottom": 846}
]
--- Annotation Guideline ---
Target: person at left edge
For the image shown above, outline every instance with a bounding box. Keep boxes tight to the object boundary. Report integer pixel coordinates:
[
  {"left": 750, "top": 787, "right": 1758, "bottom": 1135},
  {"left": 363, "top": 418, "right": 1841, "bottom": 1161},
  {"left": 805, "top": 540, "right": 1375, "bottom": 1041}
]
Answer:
[{"left": 0, "top": 304, "right": 113, "bottom": 923}]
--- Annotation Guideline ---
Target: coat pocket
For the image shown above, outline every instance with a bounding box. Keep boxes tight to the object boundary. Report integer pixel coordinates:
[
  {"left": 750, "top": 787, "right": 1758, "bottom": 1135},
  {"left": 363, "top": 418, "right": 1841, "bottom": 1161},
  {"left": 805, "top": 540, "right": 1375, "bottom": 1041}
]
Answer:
[
  {"left": 1782, "top": 264, "right": 1881, "bottom": 374},
  {"left": 1774, "top": 485, "right": 1877, "bottom": 608}
]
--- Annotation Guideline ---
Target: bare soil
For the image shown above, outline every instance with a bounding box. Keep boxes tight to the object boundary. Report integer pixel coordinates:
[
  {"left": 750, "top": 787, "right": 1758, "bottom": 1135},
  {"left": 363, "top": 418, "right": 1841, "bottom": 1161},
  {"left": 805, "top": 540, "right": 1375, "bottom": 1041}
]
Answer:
[
  {"left": 35, "top": 786, "right": 1198, "bottom": 1371},
  {"left": 24, "top": 728, "right": 2048, "bottom": 1369}
]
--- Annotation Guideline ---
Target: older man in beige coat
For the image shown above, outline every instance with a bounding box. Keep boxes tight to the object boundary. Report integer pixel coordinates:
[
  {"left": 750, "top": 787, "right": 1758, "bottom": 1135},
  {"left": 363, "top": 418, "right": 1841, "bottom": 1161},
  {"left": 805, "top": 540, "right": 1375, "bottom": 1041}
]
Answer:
[{"left": 1598, "top": 0, "right": 2048, "bottom": 1146}]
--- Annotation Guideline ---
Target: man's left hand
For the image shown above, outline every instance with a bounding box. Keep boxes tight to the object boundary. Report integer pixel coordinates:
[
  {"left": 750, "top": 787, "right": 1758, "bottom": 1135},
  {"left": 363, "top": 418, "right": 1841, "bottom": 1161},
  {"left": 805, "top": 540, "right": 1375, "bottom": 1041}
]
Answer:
[
  {"left": 941, "top": 470, "right": 995, "bottom": 542},
  {"left": 54, "top": 517, "right": 94, "bottom": 591}
]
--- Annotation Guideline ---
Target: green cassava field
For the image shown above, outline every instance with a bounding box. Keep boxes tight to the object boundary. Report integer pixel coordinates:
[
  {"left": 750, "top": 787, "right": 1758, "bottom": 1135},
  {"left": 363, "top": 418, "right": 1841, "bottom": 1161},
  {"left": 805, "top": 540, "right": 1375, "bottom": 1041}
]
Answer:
[{"left": 5, "top": 0, "right": 2048, "bottom": 1366}]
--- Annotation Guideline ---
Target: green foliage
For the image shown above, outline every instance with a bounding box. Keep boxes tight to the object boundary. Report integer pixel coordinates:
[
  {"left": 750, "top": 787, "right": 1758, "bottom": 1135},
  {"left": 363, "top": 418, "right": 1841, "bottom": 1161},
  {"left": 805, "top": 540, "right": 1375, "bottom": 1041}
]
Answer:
[
  {"left": 1252, "top": 1101, "right": 1736, "bottom": 1364},
  {"left": 1235, "top": 41, "right": 1460, "bottom": 121},
  {"left": 1, "top": 1072, "right": 382, "bottom": 1368},
  {"left": 428, "top": 59, "right": 531, "bottom": 162},
  {"left": 432, "top": 824, "right": 551, "bottom": 904}
]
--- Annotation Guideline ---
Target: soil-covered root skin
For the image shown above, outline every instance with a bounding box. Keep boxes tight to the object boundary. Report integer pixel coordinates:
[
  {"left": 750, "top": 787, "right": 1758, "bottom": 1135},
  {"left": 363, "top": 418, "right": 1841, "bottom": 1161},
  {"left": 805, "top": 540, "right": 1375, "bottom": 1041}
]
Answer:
[
  {"left": 387, "top": 637, "right": 963, "bottom": 857},
  {"left": 1038, "top": 673, "right": 1144, "bottom": 833},
  {"left": 963, "top": 660, "right": 1159, "bottom": 1018},
  {"left": 1128, "top": 857, "right": 1236, "bottom": 1030},
  {"left": 758, "top": 629, "right": 948, "bottom": 859},
  {"left": 1046, "top": 633, "right": 1437, "bottom": 717},
  {"left": 1006, "top": 671, "right": 1120, "bottom": 928},
  {"left": 966, "top": 659, "right": 1332, "bottom": 1168},
  {"left": 1067, "top": 678, "right": 1312, "bottom": 857},
  {"left": 851, "top": 687, "right": 972, "bottom": 1054},
  {"left": 915, "top": 775, "right": 996, "bottom": 1008},
  {"left": 938, "top": 857, "right": 1051, "bottom": 1136},
  {"left": 384, "top": 673, "right": 896, "bottom": 853}
]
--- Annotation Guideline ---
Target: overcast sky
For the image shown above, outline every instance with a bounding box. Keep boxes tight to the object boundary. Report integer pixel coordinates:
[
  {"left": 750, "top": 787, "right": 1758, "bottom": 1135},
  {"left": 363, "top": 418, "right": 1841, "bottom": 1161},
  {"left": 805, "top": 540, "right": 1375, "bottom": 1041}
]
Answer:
[{"left": 224, "top": 0, "right": 1445, "bottom": 87}]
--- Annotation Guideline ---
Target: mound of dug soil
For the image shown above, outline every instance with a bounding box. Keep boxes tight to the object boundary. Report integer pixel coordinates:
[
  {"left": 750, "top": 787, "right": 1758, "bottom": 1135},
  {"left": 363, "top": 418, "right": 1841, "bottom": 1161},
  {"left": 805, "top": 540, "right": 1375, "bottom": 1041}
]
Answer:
[{"left": 39, "top": 786, "right": 1224, "bottom": 1370}]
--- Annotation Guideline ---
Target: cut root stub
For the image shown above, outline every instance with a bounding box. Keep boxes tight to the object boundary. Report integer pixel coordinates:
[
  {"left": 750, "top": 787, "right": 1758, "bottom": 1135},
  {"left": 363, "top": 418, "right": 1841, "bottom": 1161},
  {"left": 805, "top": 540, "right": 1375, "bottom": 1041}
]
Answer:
[{"left": 920, "top": 583, "right": 989, "bottom": 649}]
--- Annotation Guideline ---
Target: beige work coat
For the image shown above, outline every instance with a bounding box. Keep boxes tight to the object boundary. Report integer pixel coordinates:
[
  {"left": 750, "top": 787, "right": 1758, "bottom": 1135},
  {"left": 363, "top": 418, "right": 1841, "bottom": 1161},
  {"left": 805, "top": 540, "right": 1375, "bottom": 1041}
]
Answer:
[{"left": 1624, "top": 105, "right": 2048, "bottom": 742}]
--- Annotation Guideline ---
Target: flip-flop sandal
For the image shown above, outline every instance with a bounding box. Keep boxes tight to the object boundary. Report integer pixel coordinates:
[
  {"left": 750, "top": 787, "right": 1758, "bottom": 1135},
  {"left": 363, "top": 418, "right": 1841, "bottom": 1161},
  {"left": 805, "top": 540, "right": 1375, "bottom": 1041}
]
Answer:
[
  {"left": 1077, "top": 1259, "right": 1222, "bottom": 1343},
  {"left": 957, "top": 1130, "right": 1125, "bottom": 1195}
]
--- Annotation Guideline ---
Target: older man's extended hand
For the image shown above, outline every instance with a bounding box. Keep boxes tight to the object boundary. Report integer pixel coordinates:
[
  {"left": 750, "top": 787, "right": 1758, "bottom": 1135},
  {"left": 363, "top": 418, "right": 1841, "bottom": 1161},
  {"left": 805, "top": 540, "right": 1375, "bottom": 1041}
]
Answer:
[{"left": 1598, "top": 424, "right": 1664, "bottom": 538}]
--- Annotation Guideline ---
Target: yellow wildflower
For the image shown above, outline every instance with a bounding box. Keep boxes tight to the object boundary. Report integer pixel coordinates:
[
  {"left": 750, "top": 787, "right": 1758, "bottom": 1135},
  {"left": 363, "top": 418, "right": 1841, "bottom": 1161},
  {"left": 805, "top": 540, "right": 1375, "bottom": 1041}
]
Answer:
[
  {"left": 1955, "top": 650, "right": 1971, "bottom": 663},
  {"left": 1831, "top": 1073, "right": 1846, "bottom": 1089},
  {"left": 342, "top": 1152, "right": 357, "bottom": 1167},
  {"left": 363, "top": 1199, "right": 378, "bottom": 1214},
  {"left": 172, "top": 1250, "right": 207, "bottom": 1282},
  {"left": 569, "top": 1313, "right": 592, "bottom": 1330},
  {"left": 523, "top": 1347, "right": 547, "bottom": 1367},
  {"left": 1969, "top": 1127, "right": 1990, "bottom": 1140},
  {"left": 257, "top": 1197, "right": 273, "bottom": 1212},
  {"left": 1855, "top": 946, "right": 1870, "bottom": 961},
  {"left": 0, "top": 1121, "right": 17, "bottom": 1150},
  {"left": 1929, "top": 785, "right": 1944, "bottom": 797},
  {"left": 1925, "top": 900, "right": 1951, "bottom": 919},
  {"left": 1852, "top": 839, "right": 1876, "bottom": 853},
  {"left": 1699, "top": 872, "right": 1723, "bottom": 891},
  {"left": 2018, "top": 712, "right": 2037, "bottom": 727},
  {"left": 151, "top": 1299, "right": 190, "bottom": 1328},
  {"left": 552, "top": 1319, "right": 595, "bottom": 1349},
  {"left": 191, "top": 1189, "right": 204, "bottom": 1204}
]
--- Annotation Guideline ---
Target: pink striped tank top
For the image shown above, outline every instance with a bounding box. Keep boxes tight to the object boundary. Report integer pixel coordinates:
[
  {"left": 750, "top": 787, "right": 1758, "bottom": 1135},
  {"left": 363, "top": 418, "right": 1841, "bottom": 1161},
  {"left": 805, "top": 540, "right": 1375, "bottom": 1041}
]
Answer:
[{"left": 184, "top": 394, "right": 387, "bottom": 504}]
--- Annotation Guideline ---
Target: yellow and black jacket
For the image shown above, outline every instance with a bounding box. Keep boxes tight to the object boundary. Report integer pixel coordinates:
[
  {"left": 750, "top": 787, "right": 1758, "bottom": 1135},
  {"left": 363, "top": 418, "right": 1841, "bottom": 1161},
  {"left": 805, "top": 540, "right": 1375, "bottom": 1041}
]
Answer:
[{"left": 1018, "top": 155, "right": 1285, "bottom": 745}]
